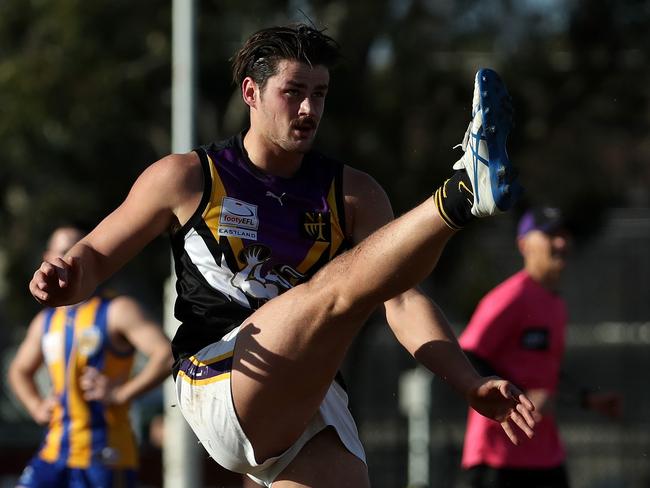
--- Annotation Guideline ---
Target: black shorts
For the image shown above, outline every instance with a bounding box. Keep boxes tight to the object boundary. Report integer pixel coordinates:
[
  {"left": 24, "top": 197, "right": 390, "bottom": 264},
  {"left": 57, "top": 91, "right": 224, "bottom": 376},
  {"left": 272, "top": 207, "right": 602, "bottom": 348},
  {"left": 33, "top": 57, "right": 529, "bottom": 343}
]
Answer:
[{"left": 460, "top": 464, "right": 570, "bottom": 488}]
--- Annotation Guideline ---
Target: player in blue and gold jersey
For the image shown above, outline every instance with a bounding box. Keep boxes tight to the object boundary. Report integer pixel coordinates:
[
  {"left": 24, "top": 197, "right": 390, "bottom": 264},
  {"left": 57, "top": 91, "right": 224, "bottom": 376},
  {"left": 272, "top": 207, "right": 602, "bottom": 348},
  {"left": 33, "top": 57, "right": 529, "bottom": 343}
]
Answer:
[
  {"left": 30, "top": 25, "right": 536, "bottom": 488},
  {"left": 10, "top": 226, "right": 172, "bottom": 488}
]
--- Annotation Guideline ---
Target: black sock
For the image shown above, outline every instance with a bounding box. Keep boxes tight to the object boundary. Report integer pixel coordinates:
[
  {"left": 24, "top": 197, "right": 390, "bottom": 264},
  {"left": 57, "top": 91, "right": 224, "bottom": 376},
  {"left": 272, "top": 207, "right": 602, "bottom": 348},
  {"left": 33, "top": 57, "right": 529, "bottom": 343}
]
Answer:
[{"left": 433, "top": 171, "right": 475, "bottom": 229}]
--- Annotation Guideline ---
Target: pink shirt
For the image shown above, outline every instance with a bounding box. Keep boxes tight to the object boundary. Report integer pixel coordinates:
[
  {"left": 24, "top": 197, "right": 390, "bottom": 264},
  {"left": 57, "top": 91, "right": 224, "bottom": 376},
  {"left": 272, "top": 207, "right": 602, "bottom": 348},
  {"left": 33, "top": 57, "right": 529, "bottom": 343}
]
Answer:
[{"left": 459, "top": 270, "right": 568, "bottom": 469}]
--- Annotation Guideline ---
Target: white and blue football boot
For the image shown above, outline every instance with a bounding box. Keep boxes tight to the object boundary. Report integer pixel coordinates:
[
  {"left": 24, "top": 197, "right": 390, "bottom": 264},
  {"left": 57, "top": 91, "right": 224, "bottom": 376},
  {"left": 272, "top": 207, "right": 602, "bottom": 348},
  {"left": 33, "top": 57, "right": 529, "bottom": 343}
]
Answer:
[{"left": 453, "top": 68, "right": 522, "bottom": 217}]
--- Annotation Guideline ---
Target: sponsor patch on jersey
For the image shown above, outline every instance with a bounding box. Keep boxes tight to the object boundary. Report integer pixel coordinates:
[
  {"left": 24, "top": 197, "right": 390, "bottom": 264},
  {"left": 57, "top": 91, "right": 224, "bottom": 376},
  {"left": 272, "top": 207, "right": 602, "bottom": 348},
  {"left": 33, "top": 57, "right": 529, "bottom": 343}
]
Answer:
[
  {"left": 77, "top": 325, "right": 102, "bottom": 357},
  {"left": 302, "top": 211, "right": 331, "bottom": 242},
  {"left": 42, "top": 331, "right": 64, "bottom": 364},
  {"left": 218, "top": 197, "right": 259, "bottom": 240},
  {"left": 520, "top": 327, "right": 550, "bottom": 350}
]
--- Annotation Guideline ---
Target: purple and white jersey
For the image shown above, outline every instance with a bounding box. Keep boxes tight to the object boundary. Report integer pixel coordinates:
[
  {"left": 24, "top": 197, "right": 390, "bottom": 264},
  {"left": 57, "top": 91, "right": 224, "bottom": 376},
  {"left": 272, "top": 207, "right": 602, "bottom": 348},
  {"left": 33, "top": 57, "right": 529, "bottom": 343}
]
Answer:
[{"left": 170, "top": 132, "right": 350, "bottom": 367}]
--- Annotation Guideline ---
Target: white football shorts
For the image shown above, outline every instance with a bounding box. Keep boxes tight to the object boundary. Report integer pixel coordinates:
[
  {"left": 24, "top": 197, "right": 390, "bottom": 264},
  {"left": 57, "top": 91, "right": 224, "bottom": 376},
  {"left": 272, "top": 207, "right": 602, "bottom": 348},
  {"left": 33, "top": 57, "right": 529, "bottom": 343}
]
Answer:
[{"left": 174, "top": 324, "right": 366, "bottom": 487}]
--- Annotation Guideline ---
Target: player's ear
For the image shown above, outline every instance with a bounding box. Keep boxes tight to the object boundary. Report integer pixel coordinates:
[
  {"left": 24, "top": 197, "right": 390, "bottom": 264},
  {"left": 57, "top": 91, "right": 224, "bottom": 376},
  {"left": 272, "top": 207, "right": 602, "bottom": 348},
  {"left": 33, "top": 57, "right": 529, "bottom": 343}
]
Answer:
[
  {"left": 242, "top": 77, "right": 258, "bottom": 108},
  {"left": 516, "top": 236, "right": 527, "bottom": 257}
]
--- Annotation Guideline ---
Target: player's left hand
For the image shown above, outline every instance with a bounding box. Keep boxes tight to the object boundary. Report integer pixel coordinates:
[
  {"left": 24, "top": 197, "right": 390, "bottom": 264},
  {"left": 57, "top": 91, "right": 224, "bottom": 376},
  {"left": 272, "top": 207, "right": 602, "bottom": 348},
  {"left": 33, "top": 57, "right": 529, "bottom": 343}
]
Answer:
[{"left": 466, "top": 376, "right": 536, "bottom": 445}]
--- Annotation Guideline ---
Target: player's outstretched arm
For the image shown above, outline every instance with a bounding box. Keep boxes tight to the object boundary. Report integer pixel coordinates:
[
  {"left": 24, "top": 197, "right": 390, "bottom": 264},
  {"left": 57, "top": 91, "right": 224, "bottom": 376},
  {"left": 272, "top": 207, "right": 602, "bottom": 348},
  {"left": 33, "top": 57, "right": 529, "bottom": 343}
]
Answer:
[
  {"left": 29, "top": 152, "right": 203, "bottom": 307},
  {"left": 385, "top": 290, "right": 536, "bottom": 444}
]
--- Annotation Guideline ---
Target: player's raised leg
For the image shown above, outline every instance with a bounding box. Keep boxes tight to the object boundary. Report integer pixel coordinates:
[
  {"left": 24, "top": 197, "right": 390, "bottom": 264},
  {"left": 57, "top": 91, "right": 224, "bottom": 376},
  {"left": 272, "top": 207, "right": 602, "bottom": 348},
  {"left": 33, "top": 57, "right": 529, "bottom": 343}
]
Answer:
[{"left": 231, "top": 68, "right": 523, "bottom": 463}]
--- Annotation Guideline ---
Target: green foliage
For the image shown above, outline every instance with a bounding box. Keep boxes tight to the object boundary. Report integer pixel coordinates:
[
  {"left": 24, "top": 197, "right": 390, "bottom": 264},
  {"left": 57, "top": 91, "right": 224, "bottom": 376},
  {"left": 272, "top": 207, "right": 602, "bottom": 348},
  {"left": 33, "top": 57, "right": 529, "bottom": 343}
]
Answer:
[
  {"left": 0, "top": 0, "right": 172, "bottom": 321},
  {"left": 1, "top": 0, "right": 649, "bottom": 325}
]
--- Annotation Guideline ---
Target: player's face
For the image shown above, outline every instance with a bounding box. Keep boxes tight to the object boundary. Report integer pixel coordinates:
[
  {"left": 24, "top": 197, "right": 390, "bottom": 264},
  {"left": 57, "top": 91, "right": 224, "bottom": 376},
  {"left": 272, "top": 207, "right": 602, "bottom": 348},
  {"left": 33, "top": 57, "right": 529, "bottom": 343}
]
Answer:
[
  {"left": 255, "top": 59, "right": 329, "bottom": 154},
  {"left": 523, "top": 229, "right": 571, "bottom": 279}
]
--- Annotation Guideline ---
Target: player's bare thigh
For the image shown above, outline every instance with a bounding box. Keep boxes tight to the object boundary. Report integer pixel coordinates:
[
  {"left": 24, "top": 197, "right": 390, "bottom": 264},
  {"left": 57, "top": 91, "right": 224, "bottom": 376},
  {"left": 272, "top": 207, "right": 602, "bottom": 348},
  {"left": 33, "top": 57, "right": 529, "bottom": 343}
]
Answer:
[
  {"left": 231, "top": 280, "right": 372, "bottom": 461},
  {"left": 272, "top": 427, "right": 370, "bottom": 488}
]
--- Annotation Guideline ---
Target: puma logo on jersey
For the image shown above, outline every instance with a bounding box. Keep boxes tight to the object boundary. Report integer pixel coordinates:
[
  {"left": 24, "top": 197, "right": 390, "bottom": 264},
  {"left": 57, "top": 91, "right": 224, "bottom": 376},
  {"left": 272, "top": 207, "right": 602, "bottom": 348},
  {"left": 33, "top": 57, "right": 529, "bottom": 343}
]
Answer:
[{"left": 266, "top": 191, "right": 287, "bottom": 206}]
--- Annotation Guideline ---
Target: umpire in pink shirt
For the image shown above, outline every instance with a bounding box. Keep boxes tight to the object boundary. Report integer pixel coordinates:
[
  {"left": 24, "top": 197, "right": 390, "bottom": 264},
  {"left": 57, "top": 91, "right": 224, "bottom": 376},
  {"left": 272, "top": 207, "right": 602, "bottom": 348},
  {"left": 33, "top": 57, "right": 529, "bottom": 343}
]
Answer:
[{"left": 458, "top": 207, "right": 622, "bottom": 488}]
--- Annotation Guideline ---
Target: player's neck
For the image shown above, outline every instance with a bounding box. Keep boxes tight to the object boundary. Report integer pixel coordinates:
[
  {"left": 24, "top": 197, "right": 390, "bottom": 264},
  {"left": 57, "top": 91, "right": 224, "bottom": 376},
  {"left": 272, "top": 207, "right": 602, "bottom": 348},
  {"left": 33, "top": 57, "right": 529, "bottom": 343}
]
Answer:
[
  {"left": 243, "top": 130, "right": 303, "bottom": 178},
  {"left": 525, "top": 264, "right": 561, "bottom": 292}
]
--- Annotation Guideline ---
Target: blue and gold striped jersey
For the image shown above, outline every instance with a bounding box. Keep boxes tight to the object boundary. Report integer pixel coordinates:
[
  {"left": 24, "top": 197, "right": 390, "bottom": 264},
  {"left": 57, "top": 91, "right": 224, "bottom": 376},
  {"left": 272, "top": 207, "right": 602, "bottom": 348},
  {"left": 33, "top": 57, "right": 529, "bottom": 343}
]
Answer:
[
  {"left": 39, "top": 296, "right": 137, "bottom": 469},
  {"left": 170, "top": 132, "right": 350, "bottom": 370}
]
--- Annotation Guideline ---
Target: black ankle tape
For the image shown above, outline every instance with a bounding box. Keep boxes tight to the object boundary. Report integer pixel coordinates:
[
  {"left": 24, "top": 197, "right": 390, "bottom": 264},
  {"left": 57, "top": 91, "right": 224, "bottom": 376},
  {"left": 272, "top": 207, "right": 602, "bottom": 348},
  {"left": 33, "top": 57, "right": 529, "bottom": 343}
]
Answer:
[{"left": 433, "top": 171, "right": 475, "bottom": 229}]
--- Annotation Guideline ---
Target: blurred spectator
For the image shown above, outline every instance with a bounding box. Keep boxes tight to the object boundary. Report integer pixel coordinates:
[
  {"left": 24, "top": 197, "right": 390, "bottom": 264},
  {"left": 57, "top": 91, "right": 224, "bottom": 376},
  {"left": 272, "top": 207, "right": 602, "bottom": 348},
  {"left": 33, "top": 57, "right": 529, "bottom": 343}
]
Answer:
[
  {"left": 457, "top": 207, "right": 622, "bottom": 488},
  {"left": 9, "top": 225, "right": 173, "bottom": 488}
]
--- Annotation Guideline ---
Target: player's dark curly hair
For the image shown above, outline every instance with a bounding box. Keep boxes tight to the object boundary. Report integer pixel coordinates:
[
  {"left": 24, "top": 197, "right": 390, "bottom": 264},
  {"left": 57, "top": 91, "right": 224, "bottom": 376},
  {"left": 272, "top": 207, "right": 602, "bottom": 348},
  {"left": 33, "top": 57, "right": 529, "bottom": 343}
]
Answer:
[{"left": 231, "top": 23, "right": 341, "bottom": 89}]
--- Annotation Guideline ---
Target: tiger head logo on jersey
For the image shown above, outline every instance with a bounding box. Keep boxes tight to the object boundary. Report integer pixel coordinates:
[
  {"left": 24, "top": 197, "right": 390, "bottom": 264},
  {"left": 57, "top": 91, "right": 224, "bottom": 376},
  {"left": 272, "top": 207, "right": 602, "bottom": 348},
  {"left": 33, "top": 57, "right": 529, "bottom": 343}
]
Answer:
[{"left": 231, "top": 244, "right": 306, "bottom": 302}]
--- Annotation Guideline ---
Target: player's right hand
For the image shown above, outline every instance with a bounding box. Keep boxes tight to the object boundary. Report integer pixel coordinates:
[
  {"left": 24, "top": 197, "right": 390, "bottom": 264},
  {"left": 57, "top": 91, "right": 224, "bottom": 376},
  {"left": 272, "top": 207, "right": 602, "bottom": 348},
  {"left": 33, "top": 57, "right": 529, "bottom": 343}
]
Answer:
[
  {"left": 32, "top": 396, "right": 58, "bottom": 425},
  {"left": 29, "top": 255, "right": 80, "bottom": 307},
  {"left": 467, "top": 376, "right": 536, "bottom": 445}
]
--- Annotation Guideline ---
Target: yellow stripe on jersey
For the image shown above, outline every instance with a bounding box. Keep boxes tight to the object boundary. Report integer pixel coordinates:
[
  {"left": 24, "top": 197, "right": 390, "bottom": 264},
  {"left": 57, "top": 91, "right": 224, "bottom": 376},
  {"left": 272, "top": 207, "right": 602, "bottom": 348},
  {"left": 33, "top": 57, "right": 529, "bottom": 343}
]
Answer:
[
  {"left": 177, "top": 369, "right": 231, "bottom": 386},
  {"left": 104, "top": 342, "right": 137, "bottom": 468},
  {"left": 188, "top": 351, "right": 234, "bottom": 367},
  {"left": 105, "top": 402, "right": 138, "bottom": 468},
  {"left": 326, "top": 180, "right": 345, "bottom": 259},
  {"left": 40, "top": 309, "right": 68, "bottom": 463},
  {"left": 203, "top": 154, "right": 245, "bottom": 267},
  {"left": 177, "top": 351, "right": 234, "bottom": 386},
  {"left": 40, "top": 402, "right": 64, "bottom": 463},
  {"left": 67, "top": 297, "right": 101, "bottom": 468},
  {"left": 297, "top": 241, "right": 329, "bottom": 275}
]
